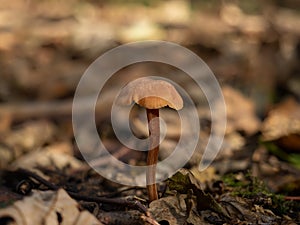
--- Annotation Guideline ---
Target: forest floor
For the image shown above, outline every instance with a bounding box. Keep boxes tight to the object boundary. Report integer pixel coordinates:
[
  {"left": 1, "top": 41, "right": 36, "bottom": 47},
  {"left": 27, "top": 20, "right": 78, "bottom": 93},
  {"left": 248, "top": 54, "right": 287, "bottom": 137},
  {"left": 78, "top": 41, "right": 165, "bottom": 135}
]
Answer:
[{"left": 0, "top": 1, "right": 299, "bottom": 224}]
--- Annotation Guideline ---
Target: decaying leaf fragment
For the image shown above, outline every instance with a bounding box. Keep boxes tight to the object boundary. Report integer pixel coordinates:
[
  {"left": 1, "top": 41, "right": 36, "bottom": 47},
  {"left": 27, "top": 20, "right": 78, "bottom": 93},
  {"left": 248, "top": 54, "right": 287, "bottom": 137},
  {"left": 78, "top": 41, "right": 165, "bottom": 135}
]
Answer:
[
  {"left": 149, "top": 195, "right": 206, "bottom": 225},
  {"left": 0, "top": 189, "right": 102, "bottom": 225},
  {"left": 148, "top": 169, "right": 229, "bottom": 224},
  {"left": 0, "top": 120, "right": 56, "bottom": 169},
  {"left": 167, "top": 169, "right": 230, "bottom": 219}
]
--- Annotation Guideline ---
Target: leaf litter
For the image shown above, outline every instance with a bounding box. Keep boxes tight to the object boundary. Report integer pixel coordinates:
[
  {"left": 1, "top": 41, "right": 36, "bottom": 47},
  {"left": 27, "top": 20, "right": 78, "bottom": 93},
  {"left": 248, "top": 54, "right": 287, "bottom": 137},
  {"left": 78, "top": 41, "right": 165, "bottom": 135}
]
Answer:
[{"left": 0, "top": 0, "right": 300, "bottom": 224}]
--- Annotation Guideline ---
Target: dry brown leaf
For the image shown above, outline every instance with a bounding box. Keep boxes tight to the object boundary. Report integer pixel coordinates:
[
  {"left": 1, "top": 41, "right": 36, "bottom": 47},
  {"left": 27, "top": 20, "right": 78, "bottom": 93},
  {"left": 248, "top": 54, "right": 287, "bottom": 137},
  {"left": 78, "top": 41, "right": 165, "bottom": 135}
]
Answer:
[
  {"left": 261, "top": 97, "right": 300, "bottom": 151},
  {"left": 3, "top": 120, "right": 56, "bottom": 153},
  {"left": 11, "top": 142, "right": 84, "bottom": 171},
  {"left": 0, "top": 120, "right": 56, "bottom": 169},
  {"left": 149, "top": 195, "right": 207, "bottom": 225},
  {"left": 209, "top": 86, "right": 260, "bottom": 160},
  {"left": 220, "top": 3, "right": 268, "bottom": 37},
  {"left": 0, "top": 189, "right": 102, "bottom": 225},
  {"left": 221, "top": 86, "right": 261, "bottom": 135}
]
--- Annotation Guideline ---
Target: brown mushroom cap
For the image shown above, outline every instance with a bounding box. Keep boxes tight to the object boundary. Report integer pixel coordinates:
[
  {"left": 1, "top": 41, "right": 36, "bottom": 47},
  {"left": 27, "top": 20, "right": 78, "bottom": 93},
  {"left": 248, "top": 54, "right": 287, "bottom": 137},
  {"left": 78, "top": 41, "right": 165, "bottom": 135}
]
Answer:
[{"left": 117, "top": 77, "right": 183, "bottom": 110}]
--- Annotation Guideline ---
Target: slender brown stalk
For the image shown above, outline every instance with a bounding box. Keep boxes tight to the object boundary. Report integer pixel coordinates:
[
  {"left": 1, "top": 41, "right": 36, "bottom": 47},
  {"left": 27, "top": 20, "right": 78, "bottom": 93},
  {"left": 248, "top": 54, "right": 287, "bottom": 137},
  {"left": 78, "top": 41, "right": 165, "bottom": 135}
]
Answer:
[{"left": 146, "top": 108, "right": 160, "bottom": 202}]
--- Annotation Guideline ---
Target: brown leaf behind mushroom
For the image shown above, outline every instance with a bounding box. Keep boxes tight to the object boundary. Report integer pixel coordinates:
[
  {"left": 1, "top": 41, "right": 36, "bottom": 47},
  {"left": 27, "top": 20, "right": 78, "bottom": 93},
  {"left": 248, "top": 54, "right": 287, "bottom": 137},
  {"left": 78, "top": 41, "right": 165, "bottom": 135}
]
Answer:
[
  {"left": 222, "top": 86, "right": 261, "bottom": 136},
  {"left": 262, "top": 97, "right": 300, "bottom": 152}
]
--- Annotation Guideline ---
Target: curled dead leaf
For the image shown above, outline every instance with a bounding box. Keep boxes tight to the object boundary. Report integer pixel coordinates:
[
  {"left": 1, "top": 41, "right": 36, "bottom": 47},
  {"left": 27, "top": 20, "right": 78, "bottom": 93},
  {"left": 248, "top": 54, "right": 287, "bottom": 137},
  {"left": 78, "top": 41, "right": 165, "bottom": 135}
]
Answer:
[{"left": 0, "top": 189, "right": 102, "bottom": 225}]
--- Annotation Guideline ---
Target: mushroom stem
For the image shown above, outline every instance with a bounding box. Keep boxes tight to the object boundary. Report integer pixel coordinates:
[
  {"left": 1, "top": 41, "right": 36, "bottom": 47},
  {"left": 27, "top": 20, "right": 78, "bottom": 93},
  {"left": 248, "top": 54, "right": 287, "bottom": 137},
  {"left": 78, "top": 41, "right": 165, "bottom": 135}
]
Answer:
[{"left": 146, "top": 108, "right": 160, "bottom": 202}]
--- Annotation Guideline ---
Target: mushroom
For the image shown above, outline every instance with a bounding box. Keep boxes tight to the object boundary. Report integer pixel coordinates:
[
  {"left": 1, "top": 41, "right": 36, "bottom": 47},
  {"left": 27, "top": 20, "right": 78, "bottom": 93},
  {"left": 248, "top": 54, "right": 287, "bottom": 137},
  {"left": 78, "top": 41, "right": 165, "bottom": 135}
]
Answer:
[{"left": 117, "top": 77, "right": 183, "bottom": 202}]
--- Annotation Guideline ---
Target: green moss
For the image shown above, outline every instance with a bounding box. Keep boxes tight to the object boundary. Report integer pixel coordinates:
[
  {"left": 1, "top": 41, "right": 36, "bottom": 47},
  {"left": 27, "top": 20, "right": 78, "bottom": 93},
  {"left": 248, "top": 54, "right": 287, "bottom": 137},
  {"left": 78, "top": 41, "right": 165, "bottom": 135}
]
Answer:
[
  {"left": 222, "top": 173, "right": 294, "bottom": 215},
  {"left": 222, "top": 173, "right": 245, "bottom": 188}
]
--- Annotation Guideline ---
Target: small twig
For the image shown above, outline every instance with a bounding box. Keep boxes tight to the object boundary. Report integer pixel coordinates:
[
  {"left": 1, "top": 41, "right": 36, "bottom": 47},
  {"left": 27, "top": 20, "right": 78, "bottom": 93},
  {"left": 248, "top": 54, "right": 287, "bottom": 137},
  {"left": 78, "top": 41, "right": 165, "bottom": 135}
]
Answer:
[
  {"left": 17, "top": 168, "right": 59, "bottom": 190},
  {"left": 12, "top": 168, "right": 159, "bottom": 224},
  {"left": 68, "top": 192, "right": 150, "bottom": 216},
  {"left": 98, "top": 186, "right": 145, "bottom": 198}
]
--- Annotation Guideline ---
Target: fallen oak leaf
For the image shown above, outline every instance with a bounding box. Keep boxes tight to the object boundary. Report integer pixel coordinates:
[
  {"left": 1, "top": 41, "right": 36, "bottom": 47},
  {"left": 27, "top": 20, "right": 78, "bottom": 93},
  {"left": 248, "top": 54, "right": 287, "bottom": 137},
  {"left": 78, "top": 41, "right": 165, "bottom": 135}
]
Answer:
[{"left": 0, "top": 189, "right": 102, "bottom": 225}]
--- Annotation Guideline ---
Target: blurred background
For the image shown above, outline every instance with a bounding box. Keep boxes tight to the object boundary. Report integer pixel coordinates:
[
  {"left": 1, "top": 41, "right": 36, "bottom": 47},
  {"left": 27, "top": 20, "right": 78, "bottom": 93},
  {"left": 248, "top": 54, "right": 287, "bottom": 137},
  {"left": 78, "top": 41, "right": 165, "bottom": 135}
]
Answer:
[{"left": 0, "top": 0, "right": 299, "bottom": 106}]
